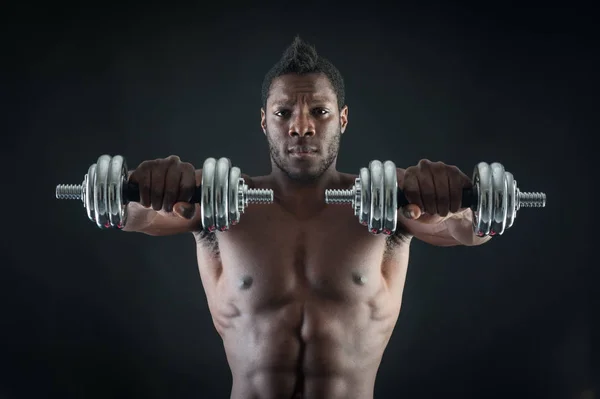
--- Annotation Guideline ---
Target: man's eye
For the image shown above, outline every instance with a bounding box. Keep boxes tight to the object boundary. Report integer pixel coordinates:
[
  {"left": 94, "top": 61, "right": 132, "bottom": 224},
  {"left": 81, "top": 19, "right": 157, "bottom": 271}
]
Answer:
[
  {"left": 313, "top": 108, "right": 328, "bottom": 115},
  {"left": 274, "top": 110, "right": 290, "bottom": 117}
]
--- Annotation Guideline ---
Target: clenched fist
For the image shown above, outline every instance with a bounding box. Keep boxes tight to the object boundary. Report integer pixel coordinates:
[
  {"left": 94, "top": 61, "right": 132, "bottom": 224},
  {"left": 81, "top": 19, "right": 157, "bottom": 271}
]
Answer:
[
  {"left": 399, "top": 159, "right": 472, "bottom": 223},
  {"left": 128, "top": 155, "right": 198, "bottom": 219}
]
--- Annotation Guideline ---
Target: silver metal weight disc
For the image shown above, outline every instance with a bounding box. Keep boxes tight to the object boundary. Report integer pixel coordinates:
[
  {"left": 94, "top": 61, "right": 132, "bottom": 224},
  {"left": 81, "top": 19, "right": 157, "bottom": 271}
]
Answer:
[
  {"left": 107, "top": 155, "right": 127, "bottom": 229},
  {"left": 368, "top": 160, "right": 384, "bottom": 234},
  {"left": 214, "top": 157, "right": 231, "bottom": 231},
  {"left": 353, "top": 178, "right": 361, "bottom": 217},
  {"left": 228, "top": 166, "right": 241, "bottom": 225},
  {"left": 201, "top": 158, "right": 217, "bottom": 232},
  {"left": 505, "top": 172, "right": 516, "bottom": 228},
  {"left": 93, "top": 155, "right": 112, "bottom": 229},
  {"left": 472, "top": 162, "right": 493, "bottom": 236},
  {"left": 85, "top": 164, "right": 96, "bottom": 223},
  {"left": 382, "top": 160, "right": 398, "bottom": 235},
  {"left": 358, "top": 167, "right": 370, "bottom": 226},
  {"left": 490, "top": 162, "right": 508, "bottom": 236}
]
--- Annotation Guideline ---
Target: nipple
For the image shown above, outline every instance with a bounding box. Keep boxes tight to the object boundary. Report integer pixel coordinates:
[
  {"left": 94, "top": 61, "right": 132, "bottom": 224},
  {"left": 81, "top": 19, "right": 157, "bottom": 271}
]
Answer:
[
  {"left": 352, "top": 272, "right": 368, "bottom": 286},
  {"left": 239, "top": 275, "right": 253, "bottom": 290}
]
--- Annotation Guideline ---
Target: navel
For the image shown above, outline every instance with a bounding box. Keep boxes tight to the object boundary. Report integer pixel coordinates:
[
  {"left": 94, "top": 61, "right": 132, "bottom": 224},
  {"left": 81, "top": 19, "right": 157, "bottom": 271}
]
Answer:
[
  {"left": 352, "top": 272, "right": 368, "bottom": 286},
  {"left": 238, "top": 275, "right": 253, "bottom": 290}
]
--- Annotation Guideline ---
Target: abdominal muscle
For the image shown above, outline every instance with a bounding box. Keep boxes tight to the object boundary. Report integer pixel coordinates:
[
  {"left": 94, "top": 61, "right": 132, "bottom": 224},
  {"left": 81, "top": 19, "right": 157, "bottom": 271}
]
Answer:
[
  {"left": 222, "top": 295, "right": 398, "bottom": 399},
  {"left": 194, "top": 210, "right": 410, "bottom": 399}
]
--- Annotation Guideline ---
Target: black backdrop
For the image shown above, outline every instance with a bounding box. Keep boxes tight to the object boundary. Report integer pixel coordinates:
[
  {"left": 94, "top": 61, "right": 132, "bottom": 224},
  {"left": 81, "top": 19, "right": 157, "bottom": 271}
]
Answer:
[{"left": 3, "top": 2, "right": 597, "bottom": 399}]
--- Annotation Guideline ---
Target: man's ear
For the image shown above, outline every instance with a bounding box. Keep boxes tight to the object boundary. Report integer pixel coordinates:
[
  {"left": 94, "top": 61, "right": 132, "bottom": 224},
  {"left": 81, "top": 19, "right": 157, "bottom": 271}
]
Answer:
[
  {"left": 340, "top": 105, "right": 349, "bottom": 134},
  {"left": 260, "top": 108, "right": 267, "bottom": 135}
]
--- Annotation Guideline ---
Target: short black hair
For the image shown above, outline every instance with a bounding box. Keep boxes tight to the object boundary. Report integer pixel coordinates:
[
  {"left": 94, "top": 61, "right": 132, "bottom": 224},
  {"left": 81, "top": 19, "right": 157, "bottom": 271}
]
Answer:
[{"left": 261, "top": 36, "right": 345, "bottom": 110}]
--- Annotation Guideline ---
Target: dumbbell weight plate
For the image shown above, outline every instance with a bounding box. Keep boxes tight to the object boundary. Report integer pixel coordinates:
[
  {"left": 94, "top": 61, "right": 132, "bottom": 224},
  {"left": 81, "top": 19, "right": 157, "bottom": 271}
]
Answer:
[
  {"left": 352, "top": 177, "right": 361, "bottom": 218},
  {"left": 382, "top": 160, "right": 398, "bottom": 235},
  {"left": 85, "top": 164, "right": 95, "bottom": 223},
  {"left": 214, "top": 157, "right": 231, "bottom": 231},
  {"left": 358, "top": 167, "right": 370, "bottom": 226},
  {"left": 368, "top": 160, "right": 384, "bottom": 234},
  {"left": 201, "top": 158, "right": 217, "bottom": 232},
  {"left": 93, "top": 155, "right": 112, "bottom": 229},
  {"left": 490, "top": 162, "right": 508, "bottom": 236},
  {"left": 505, "top": 172, "right": 516, "bottom": 228},
  {"left": 472, "top": 162, "right": 493, "bottom": 236},
  {"left": 228, "top": 166, "right": 241, "bottom": 226},
  {"left": 107, "top": 155, "right": 127, "bottom": 229}
]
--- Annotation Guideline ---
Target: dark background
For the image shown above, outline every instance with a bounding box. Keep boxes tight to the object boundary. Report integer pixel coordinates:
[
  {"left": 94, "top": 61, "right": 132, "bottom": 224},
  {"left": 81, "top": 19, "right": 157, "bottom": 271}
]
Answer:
[{"left": 3, "top": 2, "right": 597, "bottom": 399}]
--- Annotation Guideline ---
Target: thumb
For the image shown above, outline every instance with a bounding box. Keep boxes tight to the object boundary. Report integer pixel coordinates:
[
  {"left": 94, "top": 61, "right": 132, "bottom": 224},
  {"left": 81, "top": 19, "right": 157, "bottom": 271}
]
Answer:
[
  {"left": 173, "top": 202, "right": 196, "bottom": 219},
  {"left": 401, "top": 204, "right": 422, "bottom": 220}
]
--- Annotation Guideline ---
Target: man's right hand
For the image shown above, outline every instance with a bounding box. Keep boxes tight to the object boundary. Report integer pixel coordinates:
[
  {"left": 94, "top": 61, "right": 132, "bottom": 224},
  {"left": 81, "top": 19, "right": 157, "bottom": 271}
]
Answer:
[{"left": 128, "top": 155, "right": 198, "bottom": 219}]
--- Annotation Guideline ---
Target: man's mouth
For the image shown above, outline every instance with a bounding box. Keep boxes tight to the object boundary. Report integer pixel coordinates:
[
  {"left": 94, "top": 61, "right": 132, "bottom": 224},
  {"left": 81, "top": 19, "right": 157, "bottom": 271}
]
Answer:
[{"left": 288, "top": 146, "right": 317, "bottom": 155}]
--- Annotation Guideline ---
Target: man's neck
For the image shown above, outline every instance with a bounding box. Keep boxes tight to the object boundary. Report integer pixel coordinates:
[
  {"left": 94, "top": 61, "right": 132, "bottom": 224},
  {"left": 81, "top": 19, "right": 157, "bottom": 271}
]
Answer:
[{"left": 268, "top": 166, "right": 340, "bottom": 218}]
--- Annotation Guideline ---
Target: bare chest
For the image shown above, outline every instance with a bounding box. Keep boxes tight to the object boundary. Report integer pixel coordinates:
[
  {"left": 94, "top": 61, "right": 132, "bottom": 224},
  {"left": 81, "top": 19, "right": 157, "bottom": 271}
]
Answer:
[{"left": 194, "top": 204, "right": 410, "bottom": 311}]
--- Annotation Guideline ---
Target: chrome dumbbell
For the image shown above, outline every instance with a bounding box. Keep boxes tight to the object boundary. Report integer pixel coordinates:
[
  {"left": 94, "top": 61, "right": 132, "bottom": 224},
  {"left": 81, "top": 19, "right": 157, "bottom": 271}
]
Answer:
[
  {"left": 55, "top": 155, "right": 273, "bottom": 231},
  {"left": 325, "top": 161, "right": 546, "bottom": 236}
]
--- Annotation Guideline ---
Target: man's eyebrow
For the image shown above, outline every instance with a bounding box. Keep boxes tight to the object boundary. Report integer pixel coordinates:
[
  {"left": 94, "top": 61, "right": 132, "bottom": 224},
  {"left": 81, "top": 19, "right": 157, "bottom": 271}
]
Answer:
[
  {"left": 311, "top": 97, "right": 333, "bottom": 104},
  {"left": 271, "top": 97, "right": 333, "bottom": 106},
  {"left": 270, "top": 99, "right": 291, "bottom": 106}
]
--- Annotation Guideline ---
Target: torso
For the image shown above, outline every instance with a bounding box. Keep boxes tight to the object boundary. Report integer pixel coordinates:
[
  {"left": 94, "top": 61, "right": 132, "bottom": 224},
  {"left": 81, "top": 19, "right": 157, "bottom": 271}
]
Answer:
[{"left": 192, "top": 174, "right": 413, "bottom": 399}]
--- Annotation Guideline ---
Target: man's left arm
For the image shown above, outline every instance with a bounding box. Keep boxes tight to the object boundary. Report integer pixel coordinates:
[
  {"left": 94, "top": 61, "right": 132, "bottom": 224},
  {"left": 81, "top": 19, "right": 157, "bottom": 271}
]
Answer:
[
  {"left": 395, "top": 161, "right": 492, "bottom": 247},
  {"left": 399, "top": 208, "right": 492, "bottom": 247}
]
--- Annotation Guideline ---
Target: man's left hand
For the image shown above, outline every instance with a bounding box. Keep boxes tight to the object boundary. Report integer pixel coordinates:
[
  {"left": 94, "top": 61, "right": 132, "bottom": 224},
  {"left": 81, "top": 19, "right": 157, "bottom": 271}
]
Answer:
[{"left": 399, "top": 159, "right": 472, "bottom": 224}]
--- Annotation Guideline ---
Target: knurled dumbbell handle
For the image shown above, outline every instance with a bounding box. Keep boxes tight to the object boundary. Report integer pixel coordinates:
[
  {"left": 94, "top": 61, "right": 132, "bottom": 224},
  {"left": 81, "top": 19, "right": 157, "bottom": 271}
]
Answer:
[
  {"left": 122, "top": 183, "right": 475, "bottom": 208},
  {"left": 396, "top": 187, "right": 476, "bottom": 209},
  {"left": 123, "top": 182, "right": 203, "bottom": 204}
]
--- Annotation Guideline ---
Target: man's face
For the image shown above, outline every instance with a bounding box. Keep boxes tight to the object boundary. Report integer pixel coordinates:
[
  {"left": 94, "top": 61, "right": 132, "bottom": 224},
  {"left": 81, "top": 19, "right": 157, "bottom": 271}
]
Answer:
[{"left": 261, "top": 73, "right": 348, "bottom": 182}]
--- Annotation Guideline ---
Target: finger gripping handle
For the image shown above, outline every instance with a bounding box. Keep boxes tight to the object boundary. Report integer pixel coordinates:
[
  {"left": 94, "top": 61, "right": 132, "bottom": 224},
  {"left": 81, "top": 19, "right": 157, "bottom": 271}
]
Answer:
[
  {"left": 122, "top": 182, "right": 203, "bottom": 204},
  {"left": 396, "top": 187, "right": 476, "bottom": 209}
]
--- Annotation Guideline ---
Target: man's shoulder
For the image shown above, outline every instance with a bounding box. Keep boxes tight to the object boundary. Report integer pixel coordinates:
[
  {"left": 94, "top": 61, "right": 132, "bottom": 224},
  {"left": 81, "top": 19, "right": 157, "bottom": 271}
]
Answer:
[
  {"left": 244, "top": 174, "right": 271, "bottom": 189},
  {"left": 335, "top": 172, "right": 357, "bottom": 187}
]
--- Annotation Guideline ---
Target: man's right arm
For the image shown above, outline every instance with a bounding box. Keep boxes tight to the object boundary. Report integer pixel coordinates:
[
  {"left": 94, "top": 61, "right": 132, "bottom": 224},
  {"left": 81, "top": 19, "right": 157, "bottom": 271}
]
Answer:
[{"left": 122, "top": 168, "right": 203, "bottom": 236}]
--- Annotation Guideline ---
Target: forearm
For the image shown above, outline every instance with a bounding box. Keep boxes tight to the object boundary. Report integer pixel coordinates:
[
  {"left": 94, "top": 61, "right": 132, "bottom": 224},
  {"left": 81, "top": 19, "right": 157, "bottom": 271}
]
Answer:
[
  {"left": 122, "top": 202, "right": 200, "bottom": 236},
  {"left": 121, "top": 202, "right": 160, "bottom": 234},
  {"left": 121, "top": 168, "right": 200, "bottom": 236},
  {"left": 443, "top": 209, "right": 492, "bottom": 246}
]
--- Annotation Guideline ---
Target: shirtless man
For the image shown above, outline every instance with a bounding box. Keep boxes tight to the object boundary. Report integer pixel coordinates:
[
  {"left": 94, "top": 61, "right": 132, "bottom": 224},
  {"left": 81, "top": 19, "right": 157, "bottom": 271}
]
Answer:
[{"left": 124, "top": 37, "right": 491, "bottom": 398}]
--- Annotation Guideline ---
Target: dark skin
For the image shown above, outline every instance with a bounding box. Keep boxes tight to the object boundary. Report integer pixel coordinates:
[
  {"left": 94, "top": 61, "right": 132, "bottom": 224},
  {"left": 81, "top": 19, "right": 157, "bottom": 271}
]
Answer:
[{"left": 125, "top": 73, "right": 490, "bottom": 398}]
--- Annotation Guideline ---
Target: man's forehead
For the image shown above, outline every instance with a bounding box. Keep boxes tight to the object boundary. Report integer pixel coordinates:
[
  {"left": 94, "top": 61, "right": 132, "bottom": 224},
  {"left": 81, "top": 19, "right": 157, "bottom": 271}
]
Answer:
[{"left": 269, "top": 73, "right": 335, "bottom": 101}]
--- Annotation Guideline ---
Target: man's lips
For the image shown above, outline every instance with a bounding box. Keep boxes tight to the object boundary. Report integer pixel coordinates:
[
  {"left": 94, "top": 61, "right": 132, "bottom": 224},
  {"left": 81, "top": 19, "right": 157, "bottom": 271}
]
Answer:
[{"left": 288, "top": 146, "right": 318, "bottom": 154}]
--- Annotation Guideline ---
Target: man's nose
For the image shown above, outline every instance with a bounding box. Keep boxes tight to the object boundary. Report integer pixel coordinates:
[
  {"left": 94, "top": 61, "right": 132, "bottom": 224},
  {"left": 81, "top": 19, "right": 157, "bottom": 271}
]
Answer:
[{"left": 288, "top": 112, "right": 315, "bottom": 137}]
